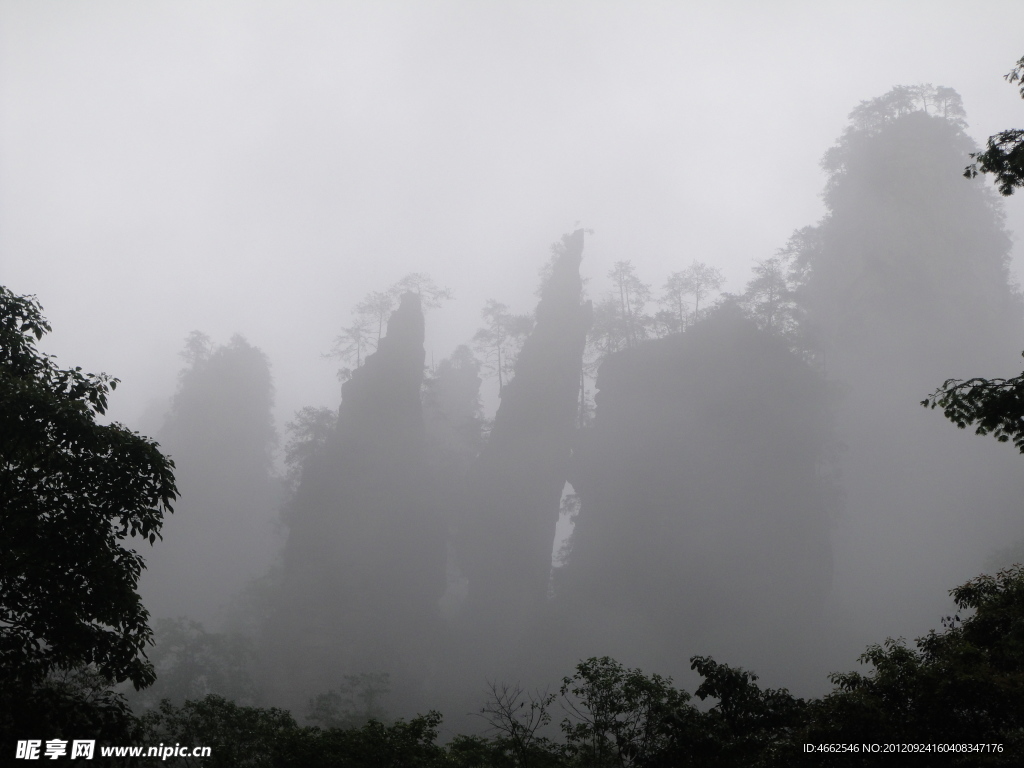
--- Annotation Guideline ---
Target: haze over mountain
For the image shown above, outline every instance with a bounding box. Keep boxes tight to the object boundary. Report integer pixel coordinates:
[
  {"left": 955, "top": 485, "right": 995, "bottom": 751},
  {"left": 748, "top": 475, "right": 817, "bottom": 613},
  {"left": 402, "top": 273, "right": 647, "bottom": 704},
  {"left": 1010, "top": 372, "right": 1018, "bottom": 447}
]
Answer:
[{"left": 4, "top": 0, "right": 1024, "bottom": 740}]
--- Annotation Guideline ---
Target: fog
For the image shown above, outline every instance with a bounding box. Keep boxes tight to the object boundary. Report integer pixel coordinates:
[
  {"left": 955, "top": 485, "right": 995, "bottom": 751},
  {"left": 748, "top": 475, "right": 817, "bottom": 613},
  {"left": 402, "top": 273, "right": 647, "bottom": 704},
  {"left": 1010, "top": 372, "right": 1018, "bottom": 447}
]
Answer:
[{"left": 4, "top": 0, "right": 1024, "bottom": 732}]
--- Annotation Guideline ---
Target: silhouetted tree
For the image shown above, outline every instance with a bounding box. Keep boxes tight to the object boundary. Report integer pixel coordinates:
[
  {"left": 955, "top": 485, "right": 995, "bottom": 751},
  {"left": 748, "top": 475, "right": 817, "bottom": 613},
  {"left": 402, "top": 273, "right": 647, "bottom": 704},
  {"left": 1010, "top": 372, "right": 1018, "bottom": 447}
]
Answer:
[
  {"left": 328, "top": 320, "right": 372, "bottom": 381},
  {"left": 357, "top": 290, "right": 397, "bottom": 345},
  {"left": 121, "top": 563, "right": 1024, "bottom": 765},
  {"left": 583, "top": 263, "right": 658, "bottom": 421},
  {"left": 585, "top": 263, "right": 652, "bottom": 365},
  {"left": 330, "top": 274, "right": 451, "bottom": 381},
  {"left": 923, "top": 355, "right": 1024, "bottom": 454},
  {"left": 0, "top": 286, "right": 176, "bottom": 738},
  {"left": 740, "top": 254, "right": 801, "bottom": 339},
  {"left": 559, "top": 657, "right": 690, "bottom": 768},
  {"left": 658, "top": 272, "right": 691, "bottom": 335},
  {"left": 965, "top": 55, "right": 1024, "bottom": 195},
  {"left": 677, "top": 657, "right": 805, "bottom": 768},
  {"left": 393, "top": 272, "right": 454, "bottom": 310},
  {"left": 478, "top": 682, "right": 557, "bottom": 768},
  {"left": 473, "top": 300, "right": 534, "bottom": 393},
  {"left": 181, "top": 329, "right": 213, "bottom": 366},
  {"left": 923, "top": 60, "right": 1024, "bottom": 452},
  {"left": 585, "top": 297, "right": 627, "bottom": 364},
  {"left": 607, "top": 260, "right": 652, "bottom": 349},
  {"left": 792, "top": 566, "right": 1024, "bottom": 764},
  {"left": 676, "top": 261, "right": 724, "bottom": 324}
]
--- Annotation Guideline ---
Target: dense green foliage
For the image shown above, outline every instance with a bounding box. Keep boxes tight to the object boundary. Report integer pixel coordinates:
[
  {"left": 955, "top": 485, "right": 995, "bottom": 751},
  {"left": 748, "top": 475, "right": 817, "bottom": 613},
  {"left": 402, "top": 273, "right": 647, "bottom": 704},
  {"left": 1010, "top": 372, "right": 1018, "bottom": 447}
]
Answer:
[
  {"left": 965, "top": 55, "right": 1024, "bottom": 195},
  {"left": 121, "top": 565, "right": 1024, "bottom": 766},
  {"left": 922, "top": 54, "right": 1024, "bottom": 451},
  {"left": 1, "top": 286, "right": 176, "bottom": 739},
  {"left": 790, "top": 569, "right": 1024, "bottom": 766},
  {"left": 558, "top": 657, "right": 689, "bottom": 767},
  {"left": 923, "top": 356, "right": 1024, "bottom": 453}
]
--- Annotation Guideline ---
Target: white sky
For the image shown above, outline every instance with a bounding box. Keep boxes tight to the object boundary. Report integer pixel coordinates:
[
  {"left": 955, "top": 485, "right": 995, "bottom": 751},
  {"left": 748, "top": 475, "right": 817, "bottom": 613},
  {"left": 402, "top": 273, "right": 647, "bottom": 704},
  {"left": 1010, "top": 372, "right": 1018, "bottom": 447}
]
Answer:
[{"left": 3, "top": 0, "right": 1024, "bottom": 435}]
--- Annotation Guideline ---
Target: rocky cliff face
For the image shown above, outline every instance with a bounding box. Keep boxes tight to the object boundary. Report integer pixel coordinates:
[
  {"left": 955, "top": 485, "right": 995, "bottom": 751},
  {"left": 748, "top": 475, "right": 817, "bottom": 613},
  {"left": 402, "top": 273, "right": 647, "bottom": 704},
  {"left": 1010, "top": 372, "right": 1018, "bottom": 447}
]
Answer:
[
  {"left": 795, "top": 108, "right": 1024, "bottom": 662},
  {"left": 451, "top": 230, "right": 591, "bottom": 678},
  {"left": 264, "top": 292, "right": 444, "bottom": 716},
  {"left": 559, "top": 303, "right": 835, "bottom": 685},
  {"left": 142, "top": 335, "right": 281, "bottom": 631}
]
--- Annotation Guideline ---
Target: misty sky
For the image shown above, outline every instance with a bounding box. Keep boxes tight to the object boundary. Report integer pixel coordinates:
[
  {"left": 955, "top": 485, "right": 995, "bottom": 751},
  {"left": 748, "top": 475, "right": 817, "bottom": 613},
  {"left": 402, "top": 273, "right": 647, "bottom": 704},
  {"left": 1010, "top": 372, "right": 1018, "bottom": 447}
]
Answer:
[{"left": 3, "top": 1, "right": 1024, "bottom": 435}]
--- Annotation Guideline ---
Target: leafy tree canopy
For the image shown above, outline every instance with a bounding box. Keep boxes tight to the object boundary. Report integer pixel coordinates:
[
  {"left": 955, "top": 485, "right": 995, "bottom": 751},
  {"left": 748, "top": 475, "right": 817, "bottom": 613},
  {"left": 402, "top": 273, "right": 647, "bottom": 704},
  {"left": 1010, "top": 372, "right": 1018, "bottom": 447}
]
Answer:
[
  {"left": 127, "top": 563, "right": 1024, "bottom": 765},
  {"left": 740, "top": 255, "right": 801, "bottom": 339},
  {"left": 0, "top": 286, "right": 176, "bottom": 724},
  {"left": 923, "top": 354, "right": 1024, "bottom": 453},
  {"left": 559, "top": 656, "right": 690, "bottom": 767},
  {"left": 797, "top": 566, "right": 1024, "bottom": 761},
  {"left": 966, "top": 54, "right": 1024, "bottom": 195}
]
